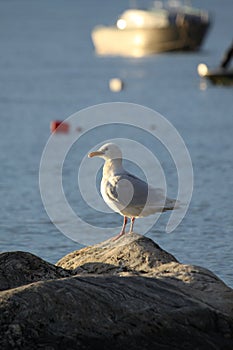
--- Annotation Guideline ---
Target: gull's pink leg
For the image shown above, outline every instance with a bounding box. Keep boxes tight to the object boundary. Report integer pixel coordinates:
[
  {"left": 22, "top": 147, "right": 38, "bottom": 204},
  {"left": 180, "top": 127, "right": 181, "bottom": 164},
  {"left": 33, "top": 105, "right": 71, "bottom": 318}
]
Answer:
[
  {"left": 112, "top": 216, "right": 128, "bottom": 241},
  {"left": 129, "top": 217, "right": 135, "bottom": 233}
]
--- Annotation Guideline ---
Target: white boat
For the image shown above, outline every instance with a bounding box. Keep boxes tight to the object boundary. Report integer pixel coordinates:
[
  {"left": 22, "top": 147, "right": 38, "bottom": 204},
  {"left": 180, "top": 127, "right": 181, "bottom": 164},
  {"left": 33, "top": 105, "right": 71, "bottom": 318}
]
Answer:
[{"left": 91, "top": 1, "right": 211, "bottom": 57}]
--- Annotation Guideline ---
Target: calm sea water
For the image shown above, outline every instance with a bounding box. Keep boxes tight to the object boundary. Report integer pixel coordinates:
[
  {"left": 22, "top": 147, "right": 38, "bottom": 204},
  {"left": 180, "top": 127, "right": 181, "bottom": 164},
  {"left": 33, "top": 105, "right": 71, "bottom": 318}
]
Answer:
[{"left": 0, "top": 0, "right": 233, "bottom": 286}]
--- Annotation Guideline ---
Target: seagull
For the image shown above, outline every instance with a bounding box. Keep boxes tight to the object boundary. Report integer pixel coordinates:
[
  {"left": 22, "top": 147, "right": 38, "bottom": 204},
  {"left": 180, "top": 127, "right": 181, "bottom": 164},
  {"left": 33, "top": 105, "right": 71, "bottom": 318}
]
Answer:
[{"left": 88, "top": 143, "right": 179, "bottom": 240}]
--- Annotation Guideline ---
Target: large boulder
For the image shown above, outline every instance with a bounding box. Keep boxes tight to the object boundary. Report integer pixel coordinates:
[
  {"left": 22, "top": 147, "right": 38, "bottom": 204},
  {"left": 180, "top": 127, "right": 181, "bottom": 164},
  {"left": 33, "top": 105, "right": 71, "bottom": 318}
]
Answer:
[
  {"left": 0, "top": 233, "right": 233, "bottom": 349},
  {"left": 0, "top": 251, "right": 70, "bottom": 291}
]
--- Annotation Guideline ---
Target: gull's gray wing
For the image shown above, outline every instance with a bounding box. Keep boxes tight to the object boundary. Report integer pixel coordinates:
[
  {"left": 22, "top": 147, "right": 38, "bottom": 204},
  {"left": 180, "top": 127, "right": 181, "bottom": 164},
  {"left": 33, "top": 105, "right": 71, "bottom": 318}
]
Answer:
[
  {"left": 105, "top": 173, "right": 148, "bottom": 204},
  {"left": 104, "top": 172, "right": 167, "bottom": 217}
]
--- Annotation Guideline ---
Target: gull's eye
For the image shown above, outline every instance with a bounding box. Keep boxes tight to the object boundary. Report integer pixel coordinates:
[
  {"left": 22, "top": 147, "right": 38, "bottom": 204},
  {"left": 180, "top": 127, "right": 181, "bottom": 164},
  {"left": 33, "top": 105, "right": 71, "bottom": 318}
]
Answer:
[{"left": 104, "top": 147, "right": 108, "bottom": 151}]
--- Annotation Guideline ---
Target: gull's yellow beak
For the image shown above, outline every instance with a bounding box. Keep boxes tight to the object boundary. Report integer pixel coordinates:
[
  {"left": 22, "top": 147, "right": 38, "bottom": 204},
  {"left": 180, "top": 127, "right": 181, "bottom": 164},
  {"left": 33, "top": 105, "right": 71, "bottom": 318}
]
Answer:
[{"left": 88, "top": 151, "right": 104, "bottom": 158}]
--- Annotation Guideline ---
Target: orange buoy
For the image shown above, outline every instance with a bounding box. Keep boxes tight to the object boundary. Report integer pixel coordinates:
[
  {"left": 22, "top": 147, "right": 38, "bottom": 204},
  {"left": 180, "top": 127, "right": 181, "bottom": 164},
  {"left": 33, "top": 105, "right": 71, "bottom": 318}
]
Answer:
[
  {"left": 50, "top": 120, "right": 70, "bottom": 133},
  {"left": 76, "top": 126, "right": 83, "bottom": 133}
]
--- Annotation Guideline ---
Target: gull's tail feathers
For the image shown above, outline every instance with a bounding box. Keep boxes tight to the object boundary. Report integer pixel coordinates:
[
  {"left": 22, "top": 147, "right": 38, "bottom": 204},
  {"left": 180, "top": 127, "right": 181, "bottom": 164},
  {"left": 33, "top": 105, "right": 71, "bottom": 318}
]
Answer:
[{"left": 163, "top": 198, "right": 181, "bottom": 212}]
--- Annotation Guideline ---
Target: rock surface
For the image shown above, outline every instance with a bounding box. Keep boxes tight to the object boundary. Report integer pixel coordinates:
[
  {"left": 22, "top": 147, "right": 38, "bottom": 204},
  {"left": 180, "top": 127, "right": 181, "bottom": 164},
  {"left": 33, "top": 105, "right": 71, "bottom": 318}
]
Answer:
[
  {"left": 0, "top": 251, "right": 70, "bottom": 291},
  {"left": 0, "top": 233, "right": 233, "bottom": 349}
]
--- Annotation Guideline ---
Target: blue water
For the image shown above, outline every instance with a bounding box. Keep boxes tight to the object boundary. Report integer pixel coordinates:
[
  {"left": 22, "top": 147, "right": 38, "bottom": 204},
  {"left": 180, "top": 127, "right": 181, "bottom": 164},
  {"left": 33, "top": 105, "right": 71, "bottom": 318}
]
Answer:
[{"left": 0, "top": 0, "right": 233, "bottom": 286}]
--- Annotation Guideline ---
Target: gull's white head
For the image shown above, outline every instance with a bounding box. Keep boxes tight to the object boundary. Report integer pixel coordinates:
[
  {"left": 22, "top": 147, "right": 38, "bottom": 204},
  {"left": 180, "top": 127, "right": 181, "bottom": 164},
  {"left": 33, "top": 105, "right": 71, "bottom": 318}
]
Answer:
[{"left": 88, "top": 143, "right": 122, "bottom": 161}]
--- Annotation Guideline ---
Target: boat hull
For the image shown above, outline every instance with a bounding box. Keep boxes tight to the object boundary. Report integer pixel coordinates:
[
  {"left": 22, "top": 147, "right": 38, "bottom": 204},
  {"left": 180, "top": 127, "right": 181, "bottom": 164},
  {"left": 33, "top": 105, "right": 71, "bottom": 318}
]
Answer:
[
  {"left": 206, "top": 69, "right": 233, "bottom": 86},
  {"left": 92, "top": 22, "right": 209, "bottom": 57}
]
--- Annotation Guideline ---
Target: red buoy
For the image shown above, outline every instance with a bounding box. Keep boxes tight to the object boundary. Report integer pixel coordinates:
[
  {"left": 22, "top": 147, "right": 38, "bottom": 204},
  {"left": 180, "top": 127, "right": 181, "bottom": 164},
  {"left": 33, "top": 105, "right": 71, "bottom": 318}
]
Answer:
[{"left": 50, "top": 120, "right": 70, "bottom": 133}]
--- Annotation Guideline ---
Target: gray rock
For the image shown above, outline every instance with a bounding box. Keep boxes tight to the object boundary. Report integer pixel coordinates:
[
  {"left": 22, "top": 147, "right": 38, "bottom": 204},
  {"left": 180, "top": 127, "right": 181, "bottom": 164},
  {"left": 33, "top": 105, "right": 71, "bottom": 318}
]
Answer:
[
  {"left": 0, "top": 233, "right": 233, "bottom": 349},
  {"left": 0, "top": 251, "right": 70, "bottom": 291}
]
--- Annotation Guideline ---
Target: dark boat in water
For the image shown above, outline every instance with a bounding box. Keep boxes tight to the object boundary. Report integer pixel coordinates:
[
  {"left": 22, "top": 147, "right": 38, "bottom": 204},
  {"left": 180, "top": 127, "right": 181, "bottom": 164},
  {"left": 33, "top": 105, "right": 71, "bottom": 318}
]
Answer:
[
  {"left": 197, "top": 42, "right": 233, "bottom": 86},
  {"left": 198, "top": 65, "right": 233, "bottom": 86},
  {"left": 92, "top": 1, "right": 211, "bottom": 57}
]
